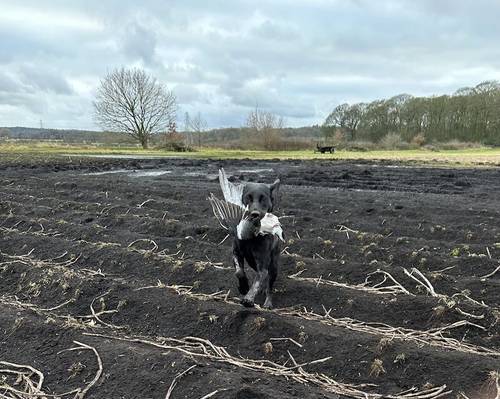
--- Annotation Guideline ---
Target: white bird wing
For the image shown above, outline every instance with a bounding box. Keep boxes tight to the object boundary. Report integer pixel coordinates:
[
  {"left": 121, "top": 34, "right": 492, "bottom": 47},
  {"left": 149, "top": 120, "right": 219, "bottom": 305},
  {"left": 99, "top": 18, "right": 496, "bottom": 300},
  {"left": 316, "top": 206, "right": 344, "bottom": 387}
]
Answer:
[
  {"left": 219, "top": 168, "right": 245, "bottom": 207},
  {"left": 207, "top": 193, "right": 245, "bottom": 231},
  {"left": 259, "top": 213, "right": 285, "bottom": 242}
]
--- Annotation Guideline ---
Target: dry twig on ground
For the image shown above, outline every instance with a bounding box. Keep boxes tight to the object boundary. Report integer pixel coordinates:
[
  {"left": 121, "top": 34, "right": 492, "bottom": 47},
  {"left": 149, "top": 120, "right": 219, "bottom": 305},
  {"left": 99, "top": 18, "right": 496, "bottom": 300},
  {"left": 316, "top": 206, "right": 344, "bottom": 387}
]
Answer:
[
  {"left": 58, "top": 341, "right": 103, "bottom": 399},
  {"left": 0, "top": 341, "right": 102, "bottom": 399},
  {"left": 87, "top": 290, "right": 124, "bottom": 330},
  {"left": 277, "top": 306, "right": 499, "bottom": 358},
  {"left": 288, "top": 269, "right": 413, "bottom": 296},
  {"left": 165, "top": 365, "right": 197, "bottom": 399},
  {"left": 269, "top": 337, "right": 303, "bottom": 348},
  {"left": 84, "top": 332, "right": 450, "bottom": 399},
  {"left": 127, "top": 239, "right": 158, "bottom": 253},
  {"left": 131, "top": 282, "right": 499, "bottom": 358},
  {"left": 404, "top": 267, "right": 441, "bottom": 297},
  {"left": 481, "top": 264, "right": 500, "bottom": 280},
  {"left": 492, "top": 371, "right": 500, "bottom": 399},
  {"left": 0, "top": 250, "right": 81, "bottom": 270}
]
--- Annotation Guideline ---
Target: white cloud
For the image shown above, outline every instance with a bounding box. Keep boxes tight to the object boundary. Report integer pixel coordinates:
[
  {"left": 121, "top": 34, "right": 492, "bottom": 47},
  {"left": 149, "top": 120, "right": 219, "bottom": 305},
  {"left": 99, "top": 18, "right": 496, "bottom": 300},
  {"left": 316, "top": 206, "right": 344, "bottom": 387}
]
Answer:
[
  {"left": 1, "top": 0, "right": 499, "bottom": 130},
  {"left": 0, "top": 4, "right": 102, "bottom": 32}
]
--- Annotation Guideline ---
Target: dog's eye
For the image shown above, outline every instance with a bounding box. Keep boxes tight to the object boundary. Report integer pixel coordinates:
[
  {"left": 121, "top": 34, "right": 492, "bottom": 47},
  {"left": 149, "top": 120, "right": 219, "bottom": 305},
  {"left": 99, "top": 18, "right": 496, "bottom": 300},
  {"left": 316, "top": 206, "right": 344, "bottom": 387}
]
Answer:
[{"left": 248, "top": 195, "right": 253, "bottom": 202}]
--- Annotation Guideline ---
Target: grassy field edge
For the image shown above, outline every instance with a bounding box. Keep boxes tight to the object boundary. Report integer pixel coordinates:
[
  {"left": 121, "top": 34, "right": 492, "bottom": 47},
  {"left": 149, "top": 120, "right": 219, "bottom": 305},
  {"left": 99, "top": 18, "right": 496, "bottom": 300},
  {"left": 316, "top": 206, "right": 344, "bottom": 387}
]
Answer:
[{"left": 1, "top": 143, "right": 500, "bottom": 166}]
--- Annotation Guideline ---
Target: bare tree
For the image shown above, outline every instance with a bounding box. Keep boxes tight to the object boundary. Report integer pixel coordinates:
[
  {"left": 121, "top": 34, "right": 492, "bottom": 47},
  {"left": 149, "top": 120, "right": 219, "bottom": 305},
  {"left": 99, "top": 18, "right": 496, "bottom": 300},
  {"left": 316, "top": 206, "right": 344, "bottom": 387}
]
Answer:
[
  {"left": 183, "top": 112, "right": 194, "bottom": 146},
  {"left": 187, "top": 112, "right": 207, "bottom": 147},
  {"left": 94, "top": 68, "right": 176, "bottom": 149},
  {"left": 246, "top": 107, "right": 284, "bottom": 150}
]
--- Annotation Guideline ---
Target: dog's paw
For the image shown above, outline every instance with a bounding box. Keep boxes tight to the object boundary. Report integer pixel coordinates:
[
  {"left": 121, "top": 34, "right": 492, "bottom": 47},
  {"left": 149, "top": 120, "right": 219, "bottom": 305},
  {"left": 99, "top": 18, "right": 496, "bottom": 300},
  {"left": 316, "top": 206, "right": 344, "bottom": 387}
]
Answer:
[
  {"left": 241, "top": 298, "right": 254, "bottom": 308},
  {"left": 238, "top": 279, "right": 249, "bottom": 295}
]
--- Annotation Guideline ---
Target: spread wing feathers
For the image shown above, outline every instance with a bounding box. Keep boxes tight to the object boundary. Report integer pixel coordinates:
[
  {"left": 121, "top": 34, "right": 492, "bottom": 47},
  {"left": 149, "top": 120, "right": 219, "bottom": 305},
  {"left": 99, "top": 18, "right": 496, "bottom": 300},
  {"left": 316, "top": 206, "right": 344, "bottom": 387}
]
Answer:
[
  {"left": 219, "top": 168, "right": 244, "bottom": 207},
  {"left": 208, "top": 193, "right": 245, "bottom": 231}
]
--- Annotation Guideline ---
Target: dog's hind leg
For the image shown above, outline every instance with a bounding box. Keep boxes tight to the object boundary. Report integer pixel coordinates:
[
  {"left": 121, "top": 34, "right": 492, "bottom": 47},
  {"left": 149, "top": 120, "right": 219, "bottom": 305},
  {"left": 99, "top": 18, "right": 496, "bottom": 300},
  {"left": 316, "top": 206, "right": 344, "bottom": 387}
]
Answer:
[{"left": 233, "top": 252, "right": 249, "bottom": 295}]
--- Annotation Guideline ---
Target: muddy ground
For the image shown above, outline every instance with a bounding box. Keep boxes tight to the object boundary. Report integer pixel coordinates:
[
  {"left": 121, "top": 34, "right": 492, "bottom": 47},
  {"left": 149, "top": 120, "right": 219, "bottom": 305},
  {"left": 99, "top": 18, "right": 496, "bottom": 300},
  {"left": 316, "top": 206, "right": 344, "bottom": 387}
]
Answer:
[{"left": 0, "top": 156, "right": 499, "bottom": 399}]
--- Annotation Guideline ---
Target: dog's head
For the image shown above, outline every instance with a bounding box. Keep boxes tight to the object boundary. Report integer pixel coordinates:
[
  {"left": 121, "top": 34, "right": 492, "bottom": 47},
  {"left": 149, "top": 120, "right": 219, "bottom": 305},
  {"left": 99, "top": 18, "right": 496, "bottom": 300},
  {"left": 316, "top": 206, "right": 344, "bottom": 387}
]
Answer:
[{"left": 242, "top": 179, "right": 280, "bottom": 223}]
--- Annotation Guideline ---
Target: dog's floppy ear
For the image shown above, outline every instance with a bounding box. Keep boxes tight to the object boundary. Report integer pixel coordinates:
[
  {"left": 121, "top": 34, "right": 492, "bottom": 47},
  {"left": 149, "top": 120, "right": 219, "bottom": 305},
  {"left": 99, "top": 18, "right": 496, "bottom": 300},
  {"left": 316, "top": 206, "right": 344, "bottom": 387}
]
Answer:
[{"left": 269, "top": 179, "right": 280, "bottom": 211}]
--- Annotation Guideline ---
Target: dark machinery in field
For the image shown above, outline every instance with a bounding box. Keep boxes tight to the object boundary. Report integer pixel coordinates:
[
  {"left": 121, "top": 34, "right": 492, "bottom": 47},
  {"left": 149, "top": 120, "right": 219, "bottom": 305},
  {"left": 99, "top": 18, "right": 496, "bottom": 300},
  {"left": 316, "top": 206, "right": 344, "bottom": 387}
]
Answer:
[{"left": 315, "top": 143, "right": 335, "bottom": 153}]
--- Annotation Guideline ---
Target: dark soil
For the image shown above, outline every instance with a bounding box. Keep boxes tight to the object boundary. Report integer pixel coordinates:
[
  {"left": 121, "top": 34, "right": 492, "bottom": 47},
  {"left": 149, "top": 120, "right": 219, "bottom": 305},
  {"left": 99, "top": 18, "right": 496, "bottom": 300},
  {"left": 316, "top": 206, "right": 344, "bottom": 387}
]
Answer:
[{"left": 1, "top": 155, "right": 499, "bottom": 398}]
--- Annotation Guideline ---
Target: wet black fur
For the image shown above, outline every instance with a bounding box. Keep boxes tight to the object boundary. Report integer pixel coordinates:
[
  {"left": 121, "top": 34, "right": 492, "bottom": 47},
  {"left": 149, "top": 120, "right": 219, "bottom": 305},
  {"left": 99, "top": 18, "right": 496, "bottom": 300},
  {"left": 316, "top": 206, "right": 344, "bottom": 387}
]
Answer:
[{"left": 232, "top": 179, "right": 281, "bottom": 309}]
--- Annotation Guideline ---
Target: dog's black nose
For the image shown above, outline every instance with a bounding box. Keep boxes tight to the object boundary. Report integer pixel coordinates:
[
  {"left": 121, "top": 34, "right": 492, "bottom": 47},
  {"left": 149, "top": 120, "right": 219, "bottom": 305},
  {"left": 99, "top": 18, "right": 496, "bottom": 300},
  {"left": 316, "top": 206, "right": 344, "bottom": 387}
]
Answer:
[{"left": 250, "top": 211, "right": 260, "bottom": 219}]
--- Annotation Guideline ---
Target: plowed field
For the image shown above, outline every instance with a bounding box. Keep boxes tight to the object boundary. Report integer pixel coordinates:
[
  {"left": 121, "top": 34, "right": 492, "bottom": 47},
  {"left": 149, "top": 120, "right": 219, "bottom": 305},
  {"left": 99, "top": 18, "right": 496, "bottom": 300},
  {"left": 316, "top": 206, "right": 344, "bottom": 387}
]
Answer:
[{"left": 1, "top": 156, "right": 499, "bottom": 398}]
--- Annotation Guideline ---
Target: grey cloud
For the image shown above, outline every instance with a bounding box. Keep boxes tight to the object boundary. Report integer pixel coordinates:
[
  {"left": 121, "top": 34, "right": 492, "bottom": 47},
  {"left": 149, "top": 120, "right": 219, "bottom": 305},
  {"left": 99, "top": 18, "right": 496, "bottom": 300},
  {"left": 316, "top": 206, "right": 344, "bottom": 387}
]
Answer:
[
  {"left": 1, "top": 0, "right": 499, "bottom": 129},
  {"left": 0, "top": 92, "right": 44, "bottom": 114},
  {"left": 120, "top": 21, "right": 157, "bottom": 64},
  {"left": 173, "top": 83, "right": 211, "bottom": 105},
  {"left": 17, "top": 65, "right": 73, "bottom": 95},
  {"left": 251, "top": 19, "right": 300, "bottom": 41},
  {"left": 0, "top": 72, "right": 19, "bottom": 93}
]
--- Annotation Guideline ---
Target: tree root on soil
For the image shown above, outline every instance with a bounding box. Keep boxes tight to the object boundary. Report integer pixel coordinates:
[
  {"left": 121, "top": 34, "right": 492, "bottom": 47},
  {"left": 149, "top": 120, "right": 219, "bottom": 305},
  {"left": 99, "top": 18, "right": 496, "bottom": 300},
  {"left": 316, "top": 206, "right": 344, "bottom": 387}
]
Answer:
[
  {"left": 0, "top": 341, "right": 102, "bottom": 399},
  {"left": 84, "top": 332, "right": 451, "bottom": 399}
]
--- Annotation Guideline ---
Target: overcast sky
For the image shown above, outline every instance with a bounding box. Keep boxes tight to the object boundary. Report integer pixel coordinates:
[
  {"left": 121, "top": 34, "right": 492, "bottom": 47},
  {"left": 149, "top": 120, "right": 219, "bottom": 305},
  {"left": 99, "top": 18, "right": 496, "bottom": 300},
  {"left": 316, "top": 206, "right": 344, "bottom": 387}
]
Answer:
[{"left": 1, "top": 0, "right": 500, "bottom": 130}]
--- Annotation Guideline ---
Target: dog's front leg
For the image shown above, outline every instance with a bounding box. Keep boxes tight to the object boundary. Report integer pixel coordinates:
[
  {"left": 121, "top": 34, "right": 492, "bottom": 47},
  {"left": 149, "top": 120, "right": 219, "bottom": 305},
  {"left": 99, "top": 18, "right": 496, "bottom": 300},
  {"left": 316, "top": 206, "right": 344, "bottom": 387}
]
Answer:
[
  {"left": 241, "top": 267, "right": 268, "bottom": 308},
  {"left": 233, "top": 247, "right": 249, "bottom": 295}
]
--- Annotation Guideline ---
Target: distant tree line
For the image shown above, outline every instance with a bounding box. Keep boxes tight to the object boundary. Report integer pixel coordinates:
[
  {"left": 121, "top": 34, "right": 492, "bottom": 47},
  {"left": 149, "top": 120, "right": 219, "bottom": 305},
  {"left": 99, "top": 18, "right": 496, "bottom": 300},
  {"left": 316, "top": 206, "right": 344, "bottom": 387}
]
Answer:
[
  {"left": 322, "top": 81, "right": 500, "bottom": 145},
  {"left": 0, "top": 126, "right": 134, "bottom": 144}
]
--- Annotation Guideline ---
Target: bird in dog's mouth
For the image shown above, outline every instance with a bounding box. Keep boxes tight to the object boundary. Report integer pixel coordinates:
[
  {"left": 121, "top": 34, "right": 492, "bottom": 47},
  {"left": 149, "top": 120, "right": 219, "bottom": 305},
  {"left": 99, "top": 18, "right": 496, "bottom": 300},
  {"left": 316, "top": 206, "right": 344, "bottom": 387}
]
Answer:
[{"left": 208, "top": 168, "right": 284, "bottom": 241}]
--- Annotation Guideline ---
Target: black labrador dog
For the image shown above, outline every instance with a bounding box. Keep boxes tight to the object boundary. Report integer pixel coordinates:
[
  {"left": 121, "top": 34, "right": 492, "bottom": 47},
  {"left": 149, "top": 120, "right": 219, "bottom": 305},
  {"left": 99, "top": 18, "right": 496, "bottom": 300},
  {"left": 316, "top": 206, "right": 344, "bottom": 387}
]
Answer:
[{"left": 232, "top": 180, "right": 281, "bottom": 309}]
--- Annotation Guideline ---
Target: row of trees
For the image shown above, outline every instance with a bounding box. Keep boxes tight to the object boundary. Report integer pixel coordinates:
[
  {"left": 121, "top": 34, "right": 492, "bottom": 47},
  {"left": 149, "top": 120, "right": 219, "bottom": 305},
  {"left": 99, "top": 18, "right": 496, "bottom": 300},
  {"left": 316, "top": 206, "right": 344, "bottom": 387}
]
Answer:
[
  {"left": 94, "top": 68, "right": 498, "bottom": 149},
  {"left": 322, "top": 81, "right": 500, "bottom": 145},
  {"left": 184, "top": 108, "right": 285, "bottom": 149}
]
